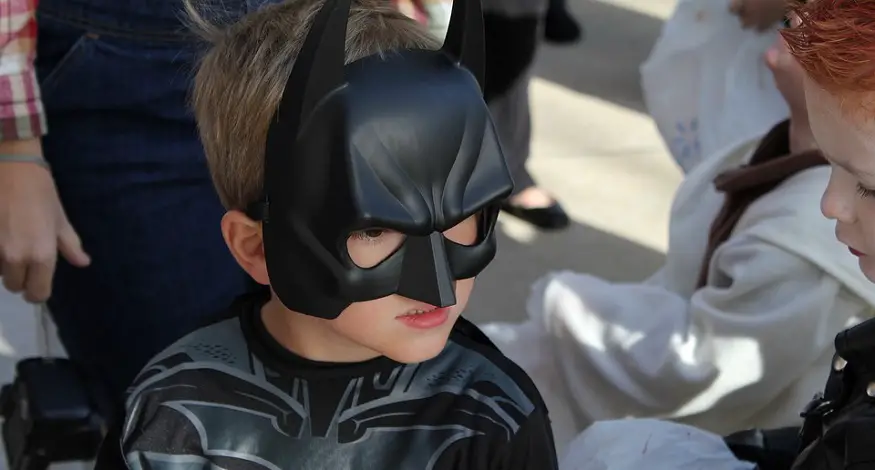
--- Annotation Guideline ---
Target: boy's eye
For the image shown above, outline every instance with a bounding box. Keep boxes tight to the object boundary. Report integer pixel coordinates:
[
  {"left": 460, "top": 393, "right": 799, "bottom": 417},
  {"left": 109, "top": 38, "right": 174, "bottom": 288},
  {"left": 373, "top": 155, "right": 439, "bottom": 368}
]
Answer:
[
  {"left": 346, "top": 228, "right": 406, "bottom": 268},
  {"left": 349, "top": 228, "right": 387, "bottom": 242},
  {"left": 359, "top": 229, "right": 385, "bottom": 240},
  {"left": 857, "top": 183, "right": 875, "bottom": 199}
]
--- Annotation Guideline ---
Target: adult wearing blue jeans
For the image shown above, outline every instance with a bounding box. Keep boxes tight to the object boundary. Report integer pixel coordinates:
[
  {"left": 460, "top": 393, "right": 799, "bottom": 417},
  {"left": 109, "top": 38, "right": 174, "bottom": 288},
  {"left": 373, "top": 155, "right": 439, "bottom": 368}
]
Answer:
[{"left": 0, "top": 0, "right": 282, "bottom": 405}]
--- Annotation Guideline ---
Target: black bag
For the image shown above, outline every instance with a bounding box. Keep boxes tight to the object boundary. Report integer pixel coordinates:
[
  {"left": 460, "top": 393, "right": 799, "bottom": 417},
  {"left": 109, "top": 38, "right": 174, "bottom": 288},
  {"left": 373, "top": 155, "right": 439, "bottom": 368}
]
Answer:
[
  {"left": 791, "top": 318, "right": 875, "bottom": 469},
  {"left": 0, "top": 358, "right": 107, "bottom": 470},
  {"left": 725, "top": 427, "right": 801, "bottom": 470},
  {"left": 727, "top": 318, "right": 875, "bottom": 470}
]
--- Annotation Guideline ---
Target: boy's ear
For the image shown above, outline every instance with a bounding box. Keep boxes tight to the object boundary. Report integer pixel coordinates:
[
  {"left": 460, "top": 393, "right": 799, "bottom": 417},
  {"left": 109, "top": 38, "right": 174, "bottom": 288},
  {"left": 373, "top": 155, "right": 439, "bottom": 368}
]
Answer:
[{"left": 221, "top": 210, "right": 270, "bottom": 285}]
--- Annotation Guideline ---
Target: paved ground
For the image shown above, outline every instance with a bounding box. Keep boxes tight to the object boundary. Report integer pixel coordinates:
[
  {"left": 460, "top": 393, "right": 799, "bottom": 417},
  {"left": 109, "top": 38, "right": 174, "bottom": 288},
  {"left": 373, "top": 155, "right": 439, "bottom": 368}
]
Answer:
[
  {"left": 0, "top": 1, "right": 682, "bottom": 467},
  {"left": 466, "top": 0, "right": 682, "bottom": 323}
]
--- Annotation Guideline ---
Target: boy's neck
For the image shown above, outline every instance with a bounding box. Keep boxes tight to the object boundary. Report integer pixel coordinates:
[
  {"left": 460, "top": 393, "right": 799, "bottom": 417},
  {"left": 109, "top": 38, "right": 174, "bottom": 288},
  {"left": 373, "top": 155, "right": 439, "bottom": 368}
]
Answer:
[{"left": 260, "top": 296, "right": 382, "bottom": 364}]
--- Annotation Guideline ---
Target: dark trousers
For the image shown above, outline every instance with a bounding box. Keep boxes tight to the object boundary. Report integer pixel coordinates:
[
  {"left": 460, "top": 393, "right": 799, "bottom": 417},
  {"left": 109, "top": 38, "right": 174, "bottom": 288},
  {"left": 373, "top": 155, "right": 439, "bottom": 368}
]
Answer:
[
  {"left": 34, "top": 0, "right": 283, "bottom": 403},
  {"left": 483, "top": 12, "right": 541, "bottom": 194}
]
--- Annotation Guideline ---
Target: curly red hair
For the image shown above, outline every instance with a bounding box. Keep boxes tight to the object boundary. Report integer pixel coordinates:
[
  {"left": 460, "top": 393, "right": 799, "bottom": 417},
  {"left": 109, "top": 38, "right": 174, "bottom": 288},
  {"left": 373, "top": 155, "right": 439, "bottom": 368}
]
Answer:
[{"left": 782, "top": 0, "right": 875, "bottom": 94}]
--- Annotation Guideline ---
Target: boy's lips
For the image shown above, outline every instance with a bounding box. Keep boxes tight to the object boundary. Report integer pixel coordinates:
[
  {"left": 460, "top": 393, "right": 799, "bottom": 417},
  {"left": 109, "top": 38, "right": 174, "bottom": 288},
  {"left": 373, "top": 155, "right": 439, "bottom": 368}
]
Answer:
[
  {"left": 842, "top": 236, "right": 866, "bottom": 257},
  {"left": 399, "top": 304, "right": 439, "bottom": 315},
  {"left": 396, "top": 306, "right": 450, "bottom": 329}
]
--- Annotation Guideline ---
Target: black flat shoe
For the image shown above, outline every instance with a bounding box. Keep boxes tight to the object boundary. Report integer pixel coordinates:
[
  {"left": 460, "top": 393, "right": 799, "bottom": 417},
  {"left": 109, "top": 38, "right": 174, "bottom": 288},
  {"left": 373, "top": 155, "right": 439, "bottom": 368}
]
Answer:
[
  {"left": 544, "top": 9, "right": 584, "bottom": 44},
  {"left": 501, "top": 201, "right": 571, "bottom": 230}
]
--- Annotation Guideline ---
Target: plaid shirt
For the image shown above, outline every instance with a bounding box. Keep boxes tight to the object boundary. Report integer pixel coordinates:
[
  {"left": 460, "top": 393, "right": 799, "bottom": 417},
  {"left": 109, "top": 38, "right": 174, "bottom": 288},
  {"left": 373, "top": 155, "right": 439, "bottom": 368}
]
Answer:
[
  {"left": 395, "top": 0, "right": 429, "bottom": 24},
  {"left": 0, "top": 0, "right": 443, "bottom": 143},
  {"left": 0, "top": 0, "right": 43, "bottom": 141},
  {"left": 395, "top": 0, "right": 452, "bottom": 37}
]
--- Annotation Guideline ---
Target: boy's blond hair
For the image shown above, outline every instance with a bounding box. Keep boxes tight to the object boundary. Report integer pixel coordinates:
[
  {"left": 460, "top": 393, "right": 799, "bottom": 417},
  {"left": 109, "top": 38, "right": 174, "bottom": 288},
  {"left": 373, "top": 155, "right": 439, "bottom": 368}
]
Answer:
[{"left": 187, "top": 0, "right": 441, "bottom": 210}]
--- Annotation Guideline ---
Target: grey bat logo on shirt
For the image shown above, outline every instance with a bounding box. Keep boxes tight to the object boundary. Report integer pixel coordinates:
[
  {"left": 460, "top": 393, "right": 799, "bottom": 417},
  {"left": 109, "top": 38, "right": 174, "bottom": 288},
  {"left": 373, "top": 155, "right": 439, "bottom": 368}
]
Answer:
[
  {"left": 121, "top": 320, "right": 535, "bottom": 470},
  {"left": 124, "top": 367, "right": 487, "bottom": 470},
  {"left": 143, "top": 398, "right": 480, "bottom": 470}
]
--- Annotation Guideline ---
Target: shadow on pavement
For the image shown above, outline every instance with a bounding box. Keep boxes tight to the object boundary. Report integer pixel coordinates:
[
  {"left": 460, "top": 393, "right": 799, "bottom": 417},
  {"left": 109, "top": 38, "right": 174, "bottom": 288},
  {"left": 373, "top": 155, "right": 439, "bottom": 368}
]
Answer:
[
  {"left": 465, "top": 214, "right": 666, "bottom": 324},
  {"left": 533, "top": 0, "right": 667, "bottom": 114}
]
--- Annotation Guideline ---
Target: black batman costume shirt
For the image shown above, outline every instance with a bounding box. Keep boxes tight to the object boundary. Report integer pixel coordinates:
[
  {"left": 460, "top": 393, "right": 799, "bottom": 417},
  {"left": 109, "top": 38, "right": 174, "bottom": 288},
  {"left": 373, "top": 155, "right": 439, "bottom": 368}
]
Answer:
[{"left": 118, "top": 293, "right": 559, "bottom": 469}]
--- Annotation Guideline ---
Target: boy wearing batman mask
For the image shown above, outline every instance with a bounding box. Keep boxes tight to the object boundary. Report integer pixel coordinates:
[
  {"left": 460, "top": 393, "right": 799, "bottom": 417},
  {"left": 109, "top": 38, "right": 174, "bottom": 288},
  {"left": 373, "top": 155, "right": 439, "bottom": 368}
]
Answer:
[{"left": 107, "top": 0, "right": 558, "bottom": 468}]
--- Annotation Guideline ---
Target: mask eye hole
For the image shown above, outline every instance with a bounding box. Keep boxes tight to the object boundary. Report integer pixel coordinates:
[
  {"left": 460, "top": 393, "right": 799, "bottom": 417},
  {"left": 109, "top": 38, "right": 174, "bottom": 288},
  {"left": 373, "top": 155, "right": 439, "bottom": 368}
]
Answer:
[
  {"left": 345, "top": 229, "right": 407, "bottom": 268},
  {"left": 345, "top": 207, "right": 492, "bottom": 267},
  {"left": 443, "top": 213, "right": 480, "bottom": 246}
]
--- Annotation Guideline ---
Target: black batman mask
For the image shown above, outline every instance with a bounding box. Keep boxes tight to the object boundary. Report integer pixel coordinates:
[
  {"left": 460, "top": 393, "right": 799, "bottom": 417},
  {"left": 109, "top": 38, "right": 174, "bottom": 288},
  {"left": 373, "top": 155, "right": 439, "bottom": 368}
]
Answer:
[{"left": 248, "top": 0, "right": 514, "bottom": 319}]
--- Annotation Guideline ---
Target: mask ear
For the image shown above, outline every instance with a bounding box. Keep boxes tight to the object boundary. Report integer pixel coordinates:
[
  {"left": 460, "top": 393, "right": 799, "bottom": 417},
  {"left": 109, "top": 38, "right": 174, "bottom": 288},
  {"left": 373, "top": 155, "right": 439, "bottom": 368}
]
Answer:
[
  {"left": 441, "top": 0, "right": 486, "bottom": 93},
  {"left": 264, "top": 0, "right": 353, "bottom": 192}
]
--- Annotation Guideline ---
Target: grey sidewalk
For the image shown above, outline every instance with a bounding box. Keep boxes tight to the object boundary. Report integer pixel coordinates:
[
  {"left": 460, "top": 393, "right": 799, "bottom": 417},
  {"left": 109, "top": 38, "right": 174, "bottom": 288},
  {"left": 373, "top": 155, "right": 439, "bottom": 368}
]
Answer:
[{"left": 465, "top": 0, "right": 681, "bottom": 324}]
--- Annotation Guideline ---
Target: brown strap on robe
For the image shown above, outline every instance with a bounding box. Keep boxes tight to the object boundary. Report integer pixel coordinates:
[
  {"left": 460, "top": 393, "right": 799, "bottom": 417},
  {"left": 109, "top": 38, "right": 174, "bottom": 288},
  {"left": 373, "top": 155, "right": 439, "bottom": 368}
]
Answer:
[{"left": 695, "top": 120, "right": 828, "bottom": 288}]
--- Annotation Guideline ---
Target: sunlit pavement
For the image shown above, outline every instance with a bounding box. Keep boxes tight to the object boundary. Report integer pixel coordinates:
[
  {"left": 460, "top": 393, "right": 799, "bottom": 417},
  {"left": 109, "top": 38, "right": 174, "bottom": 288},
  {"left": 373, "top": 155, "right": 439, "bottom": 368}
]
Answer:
[
  {"left": 0, "top": 1, "right": 680, "bottom": 467},
  {"left": 465, "top": 0, "right": 681, "bottom": 324}
]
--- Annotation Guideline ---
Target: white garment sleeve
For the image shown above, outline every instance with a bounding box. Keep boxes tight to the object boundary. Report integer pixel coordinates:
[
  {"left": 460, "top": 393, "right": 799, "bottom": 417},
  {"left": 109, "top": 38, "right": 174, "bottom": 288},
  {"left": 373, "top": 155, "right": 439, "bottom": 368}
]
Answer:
[
  {"left": 558, "top": 419, "right": 755, "bottom": 470},
  {"left": 535, "top": 233, "right": 861, "bottom": 428}
]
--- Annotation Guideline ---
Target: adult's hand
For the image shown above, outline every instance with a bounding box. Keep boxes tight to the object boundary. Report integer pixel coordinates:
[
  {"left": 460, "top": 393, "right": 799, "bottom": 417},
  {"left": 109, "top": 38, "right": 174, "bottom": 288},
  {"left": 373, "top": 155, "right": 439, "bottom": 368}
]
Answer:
[
  {"left": 766, "top": 35, "right": 806, "bottom": 117},
  {"left": 729, "top": 0, "right": 787, "bottom": 32},
  {"left": 764, "top": 33, "right": 815, "bottom": 153},
  {"left": 0, "top": 138, "right": 90, "bottom": 303}
]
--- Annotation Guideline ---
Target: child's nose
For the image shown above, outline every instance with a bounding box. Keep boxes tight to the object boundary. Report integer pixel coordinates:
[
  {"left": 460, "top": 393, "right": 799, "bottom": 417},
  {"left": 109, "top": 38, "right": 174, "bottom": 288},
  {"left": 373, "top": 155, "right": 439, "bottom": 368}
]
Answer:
[{"left": 821, "top": 172, "right": 856, "bottom": 224}]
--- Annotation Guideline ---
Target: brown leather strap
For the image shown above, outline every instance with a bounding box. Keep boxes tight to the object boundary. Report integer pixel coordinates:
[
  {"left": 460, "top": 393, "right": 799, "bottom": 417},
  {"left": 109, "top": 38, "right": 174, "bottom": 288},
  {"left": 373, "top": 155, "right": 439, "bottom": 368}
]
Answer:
[{"left": 696, "top": 121, "right": 827, "bottom": 288}]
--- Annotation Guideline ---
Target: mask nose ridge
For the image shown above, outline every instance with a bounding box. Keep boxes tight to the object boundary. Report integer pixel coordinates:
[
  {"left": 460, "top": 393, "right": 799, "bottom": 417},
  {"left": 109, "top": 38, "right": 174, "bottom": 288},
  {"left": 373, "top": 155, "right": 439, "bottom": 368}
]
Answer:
[{"left": 396, "top": 232, "right": 456, "bottom": 307}]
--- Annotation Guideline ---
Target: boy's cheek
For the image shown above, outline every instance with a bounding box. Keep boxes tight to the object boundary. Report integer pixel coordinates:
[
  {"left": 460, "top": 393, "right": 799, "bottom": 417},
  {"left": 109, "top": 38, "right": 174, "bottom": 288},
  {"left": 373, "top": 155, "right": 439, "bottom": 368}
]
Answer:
[
  {"left": 336, "top": 299, "right": 460, "bottom": 363},
  {"left": 330, "top": 279, "right": 476, "bottom": 363},
  {"left": 452, "top": 278, "right": 475, "bottom": 312}
]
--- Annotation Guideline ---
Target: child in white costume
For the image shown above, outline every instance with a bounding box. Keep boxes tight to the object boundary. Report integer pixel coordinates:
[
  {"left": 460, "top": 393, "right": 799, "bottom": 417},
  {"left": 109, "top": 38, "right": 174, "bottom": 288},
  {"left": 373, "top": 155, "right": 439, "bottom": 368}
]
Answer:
[
  {"left": 559, "top": 419, "right": 755, "bottom": 470},
  {"left": 482, "top": 34, "right": 875, "bottom": 455}
]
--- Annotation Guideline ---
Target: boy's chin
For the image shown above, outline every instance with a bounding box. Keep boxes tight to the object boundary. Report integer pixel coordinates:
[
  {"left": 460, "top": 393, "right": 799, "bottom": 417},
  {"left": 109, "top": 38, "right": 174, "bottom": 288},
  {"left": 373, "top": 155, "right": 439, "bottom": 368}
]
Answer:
[
  {"left": 860, "top": 257, "right": 875, "bottom": 284},
  {"left": 379, "top": 335, "right": 451, "bottom": 364}
]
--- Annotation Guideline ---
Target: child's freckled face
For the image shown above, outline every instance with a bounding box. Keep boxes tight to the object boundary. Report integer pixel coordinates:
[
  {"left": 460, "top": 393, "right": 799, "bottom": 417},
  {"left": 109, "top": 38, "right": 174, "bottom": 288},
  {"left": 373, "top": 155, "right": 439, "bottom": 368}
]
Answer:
[
  {"left": 805, "top": 78, "right": 875, "bottom": 282},
  {"left": 329, "top": 215, "right": 480, "bottom": 364}
]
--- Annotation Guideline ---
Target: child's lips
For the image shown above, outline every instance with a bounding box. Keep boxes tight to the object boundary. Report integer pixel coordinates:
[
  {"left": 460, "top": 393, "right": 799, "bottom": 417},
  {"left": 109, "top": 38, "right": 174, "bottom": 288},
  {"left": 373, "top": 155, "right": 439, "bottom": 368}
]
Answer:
[
  {"left": 398, "top": 305, "right": 438, "bottom": 316},
  {"left": 396, "top": 307, "right": 450, "bottom": 329}
]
